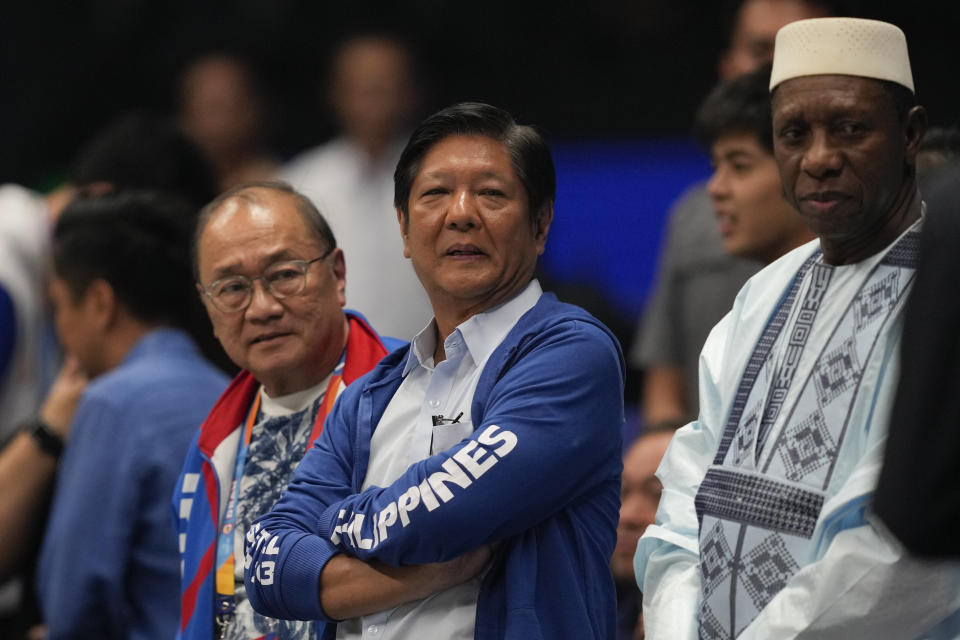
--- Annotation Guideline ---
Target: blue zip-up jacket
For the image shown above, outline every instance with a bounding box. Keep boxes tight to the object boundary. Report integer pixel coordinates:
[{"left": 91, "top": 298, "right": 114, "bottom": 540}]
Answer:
[{"left": 245, "top": 293, "right": 625, "bottom": 639}]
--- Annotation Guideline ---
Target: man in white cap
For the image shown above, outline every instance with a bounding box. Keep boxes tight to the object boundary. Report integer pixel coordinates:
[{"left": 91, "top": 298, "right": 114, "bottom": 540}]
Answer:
[{"left": 634, "top": 17, "right": 960, "bottom": 639}]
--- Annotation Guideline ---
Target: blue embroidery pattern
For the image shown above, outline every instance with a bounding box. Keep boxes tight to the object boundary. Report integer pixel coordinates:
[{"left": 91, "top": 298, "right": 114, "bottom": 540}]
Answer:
[{"left": 696, "top": 229, "right": 921, "bottom": 638}]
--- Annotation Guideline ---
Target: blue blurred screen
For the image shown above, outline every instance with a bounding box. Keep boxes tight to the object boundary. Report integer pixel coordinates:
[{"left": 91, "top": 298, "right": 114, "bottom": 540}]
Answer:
[{"left": 544, "top": 138, "right": 711, "bottom": 320}]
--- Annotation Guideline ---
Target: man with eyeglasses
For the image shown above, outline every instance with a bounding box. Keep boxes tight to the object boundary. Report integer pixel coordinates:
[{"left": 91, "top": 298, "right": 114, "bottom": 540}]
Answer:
[{"left": 173, "top": 181, "right": 403, "bottom": 640}]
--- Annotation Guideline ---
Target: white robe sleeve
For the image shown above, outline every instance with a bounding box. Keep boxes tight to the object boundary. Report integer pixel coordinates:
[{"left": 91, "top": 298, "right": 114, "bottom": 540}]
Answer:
[{"left": 634, "top": 308, "right": 737, "bottom": 640}]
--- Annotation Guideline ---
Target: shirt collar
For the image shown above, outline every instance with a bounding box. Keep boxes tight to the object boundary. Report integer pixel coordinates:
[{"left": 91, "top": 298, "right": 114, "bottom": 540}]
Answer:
[
  {"left": 121, "top": 328, "right": 195, "bottom": 366},
  {"left": 402, "top": 279, "right": 543, "bottom": 376},
  {"left": 259, "top": 373, "right": 331, "bottom": 417}
]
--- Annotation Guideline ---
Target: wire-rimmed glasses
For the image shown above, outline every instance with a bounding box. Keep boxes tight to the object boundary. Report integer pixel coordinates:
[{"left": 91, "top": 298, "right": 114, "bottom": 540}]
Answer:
[{"left": 199, "top": 247, "right": 334, "bottom": 313}]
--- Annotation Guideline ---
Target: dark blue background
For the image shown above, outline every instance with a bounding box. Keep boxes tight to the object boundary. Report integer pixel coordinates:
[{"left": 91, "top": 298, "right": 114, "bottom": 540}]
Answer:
[{"left": 547, "top": 139, "right": 711, "bottom": 319}]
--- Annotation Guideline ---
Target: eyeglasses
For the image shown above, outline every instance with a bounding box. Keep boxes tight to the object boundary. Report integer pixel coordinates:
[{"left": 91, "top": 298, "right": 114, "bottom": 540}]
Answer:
[{"left": 200, "top": 248, "right": 334, "bottom": 313}]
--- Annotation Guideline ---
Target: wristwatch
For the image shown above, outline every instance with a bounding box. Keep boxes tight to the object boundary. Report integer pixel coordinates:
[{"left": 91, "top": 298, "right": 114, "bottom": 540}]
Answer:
[{"left": 21, "top": 416, "right": 65, "bottom": 457}]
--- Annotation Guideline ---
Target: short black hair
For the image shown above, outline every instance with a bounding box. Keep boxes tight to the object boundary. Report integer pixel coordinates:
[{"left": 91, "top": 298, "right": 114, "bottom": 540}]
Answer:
[
  {"left": 192, "top": 180, "right": 337, "bottom": 280},
  {"left": 69, "top": 111, "right": 218, "bottom": 208},
  {"left": 393, "top": 102, "right": 556, "bottom": 225},
  {"left": 53, "top": 190, "right": 199, "bottom": 329},
  {"left": 693, "top": 63, "right": 774, "bottom": 152}
]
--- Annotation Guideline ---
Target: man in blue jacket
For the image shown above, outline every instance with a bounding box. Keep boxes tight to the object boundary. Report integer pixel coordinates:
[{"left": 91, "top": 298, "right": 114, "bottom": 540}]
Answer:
[{"left": 245, "top": 102, "right": 626, "bottom": 639}]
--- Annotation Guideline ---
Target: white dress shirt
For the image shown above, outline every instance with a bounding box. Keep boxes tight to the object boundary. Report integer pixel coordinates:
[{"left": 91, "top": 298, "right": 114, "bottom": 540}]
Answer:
[{"left": 337, "top": 280, "right": 543, "bottom": 640}]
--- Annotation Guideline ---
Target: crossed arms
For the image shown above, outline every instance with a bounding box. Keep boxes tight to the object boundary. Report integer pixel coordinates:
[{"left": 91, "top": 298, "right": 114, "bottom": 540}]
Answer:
[{"left": 244, "top": 321, "right": 625, "bottom": 622}]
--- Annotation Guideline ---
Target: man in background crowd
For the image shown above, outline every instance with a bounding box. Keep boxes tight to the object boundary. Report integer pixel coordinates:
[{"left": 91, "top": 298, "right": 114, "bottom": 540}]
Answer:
[
  {"left": 699, "top": 64, "right": 815, "bottom": 265},
  {"left": 0, "top": 111, "right": 222, "bottom": 637},
  {"left": 0, "top": 111, "right": 221, "bottom": 445},
  {"left": 177, "top": 52, "right": 279, "bottom": 191},
  {"left": 279, "top": 32, "right": 430, "bottom": 339}
]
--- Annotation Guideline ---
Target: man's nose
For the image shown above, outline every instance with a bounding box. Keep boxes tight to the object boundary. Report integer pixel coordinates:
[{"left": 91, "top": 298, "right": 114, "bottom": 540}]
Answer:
[
  {"left": 245, "top": 279, "right": 283, "bottom": 320},
  {"left": 619, "top": 492, "right": 651, "bottom": 527},
  {"left": 706, "top": 168, "right": 729, "bottom": 202},
  {"left": 801, "top": 131, "right": 843, "bottom": 178},
  {"left": 446, "top": 188, "right": 480, "bottom": 229}
]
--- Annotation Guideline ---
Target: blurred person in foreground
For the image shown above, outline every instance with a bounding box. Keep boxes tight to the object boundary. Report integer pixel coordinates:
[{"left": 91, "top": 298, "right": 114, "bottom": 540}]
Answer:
[
  {"left": 915, "top": 124, "right": 960, "bottom": 192},
  {"left": 174, "top": 181, "right": 402, "bottom": 640},
  {"left": 245, "top": 102, "right": 625, "bottom": 639},
  {"left": 632, "top": 0, "right": 836, "bottom": 429},
  {"left": 634, "top": 18, "right": 960, "bottom": 639},
  {"left": 874, "top": 157, "right": 960, "bottom": 557},
  {"left": 35, "top": 191, "right": 229, "bottom": 639},
  {"left": 279, "top": 31, "right": 430, "bottom": 339}
]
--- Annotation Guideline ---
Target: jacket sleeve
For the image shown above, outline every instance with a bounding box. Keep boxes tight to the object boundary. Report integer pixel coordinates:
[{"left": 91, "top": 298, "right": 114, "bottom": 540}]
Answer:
[{"left": 245, "top": 320, "right": 624, "bottom": 619}]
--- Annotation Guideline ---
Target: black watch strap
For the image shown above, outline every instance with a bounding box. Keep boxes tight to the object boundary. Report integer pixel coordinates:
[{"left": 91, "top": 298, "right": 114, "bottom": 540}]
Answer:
[{"left": 22, "top": 416, "right": 65, "bottom": 457}]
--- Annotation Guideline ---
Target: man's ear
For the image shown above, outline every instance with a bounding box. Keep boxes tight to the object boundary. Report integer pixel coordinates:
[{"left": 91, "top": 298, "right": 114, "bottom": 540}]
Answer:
[
  {"left": 85, "top": 278, "right": 119, "bottom": 329},
  {"left": 533, "top": 205, "right": 554, "bottom": 256},
  {"left": 397, "top": 208, "right": 411, "bottom": 259},
  {"left": 330, "top": 248, "right": 347, "bottom": 307},
  {"left": 904, "top": 105, "right": 928, "bottom": 166}
]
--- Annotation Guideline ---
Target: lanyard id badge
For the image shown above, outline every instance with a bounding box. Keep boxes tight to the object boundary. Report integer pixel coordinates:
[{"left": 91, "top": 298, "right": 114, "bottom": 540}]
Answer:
[
  {"left": 214, "top": 393, "right": 261, "bottom": 637},
  {"left": 211, "top": 355, "right": 346, "bottom": 638}
]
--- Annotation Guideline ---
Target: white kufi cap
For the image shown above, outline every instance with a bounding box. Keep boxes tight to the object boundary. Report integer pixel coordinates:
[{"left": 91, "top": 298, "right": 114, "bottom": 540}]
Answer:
[{"left": 770, "top": 18, "right": 914, "bottom": 93}]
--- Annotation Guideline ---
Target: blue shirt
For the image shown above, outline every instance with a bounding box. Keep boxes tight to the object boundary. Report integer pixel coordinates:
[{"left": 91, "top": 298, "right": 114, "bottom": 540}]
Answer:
[{"left": 37, "top": 329, "right": 229, "bottom": 640}]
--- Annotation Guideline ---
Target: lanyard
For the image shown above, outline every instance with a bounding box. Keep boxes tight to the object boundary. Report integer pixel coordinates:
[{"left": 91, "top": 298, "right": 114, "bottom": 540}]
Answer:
[
  {"left": 214, "top": 392, "right": 261, "bottom": 630},
  {"left": 211, "top": 363, "right": 344, "bottom": 634}
]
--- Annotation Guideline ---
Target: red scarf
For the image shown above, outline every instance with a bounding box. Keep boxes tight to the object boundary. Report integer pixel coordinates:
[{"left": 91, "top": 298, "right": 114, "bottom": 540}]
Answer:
[{"left": 197, "top": 314, "right": 390, "bottom": 458}]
